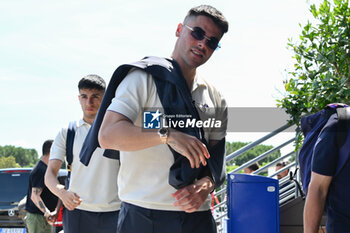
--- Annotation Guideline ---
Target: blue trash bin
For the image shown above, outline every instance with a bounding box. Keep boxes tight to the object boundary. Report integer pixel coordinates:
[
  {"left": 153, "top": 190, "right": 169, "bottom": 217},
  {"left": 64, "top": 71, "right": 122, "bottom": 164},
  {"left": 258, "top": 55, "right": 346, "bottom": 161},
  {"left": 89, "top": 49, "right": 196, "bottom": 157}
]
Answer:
[{"left": 226, "top": 174, "right": 280, "bottom": 233}]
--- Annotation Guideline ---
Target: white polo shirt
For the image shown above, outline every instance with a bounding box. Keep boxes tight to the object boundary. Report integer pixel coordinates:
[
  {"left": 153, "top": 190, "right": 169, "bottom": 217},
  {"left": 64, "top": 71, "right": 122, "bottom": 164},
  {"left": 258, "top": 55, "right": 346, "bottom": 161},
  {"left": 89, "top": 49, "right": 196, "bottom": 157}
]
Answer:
[
  {"left": 107, "top": 68, "right": 227, "bottom": 211},
  {"left": 50, "top": 119, "right": 121, "bottom": 212}
]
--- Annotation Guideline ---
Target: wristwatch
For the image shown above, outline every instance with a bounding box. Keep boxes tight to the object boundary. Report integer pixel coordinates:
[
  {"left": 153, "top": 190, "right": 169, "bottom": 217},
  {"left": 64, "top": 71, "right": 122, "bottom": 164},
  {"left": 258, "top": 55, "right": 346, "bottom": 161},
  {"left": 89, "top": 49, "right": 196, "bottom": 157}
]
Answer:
[{"left": 158, "top": 127, "right": 169, "bottom": 144}]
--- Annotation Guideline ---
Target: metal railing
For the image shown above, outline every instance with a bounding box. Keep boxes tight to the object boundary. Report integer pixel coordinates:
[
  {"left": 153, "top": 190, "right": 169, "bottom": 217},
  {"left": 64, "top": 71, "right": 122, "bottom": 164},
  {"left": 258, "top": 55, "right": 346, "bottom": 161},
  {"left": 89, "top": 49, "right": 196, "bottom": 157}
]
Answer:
[{"left": 213, "top": 122, "right": 299, "bottom": 233}]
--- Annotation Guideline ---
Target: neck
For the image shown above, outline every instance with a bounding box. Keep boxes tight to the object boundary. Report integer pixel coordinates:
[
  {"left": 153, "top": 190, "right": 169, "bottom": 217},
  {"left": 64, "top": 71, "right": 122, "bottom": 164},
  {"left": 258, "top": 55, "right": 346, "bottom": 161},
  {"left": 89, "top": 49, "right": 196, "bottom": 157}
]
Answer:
[
  {"left": 182, "top": 67, "right": 196, "bottom": 90},
  {"left": 83, "top": 117, "right": 94, "bottom": 125},
  {"left": 172, "top": 57, "right": 196, "bottom": 90},
  {"left": 41, "top": 155, "right": 49, "bottom": 165}
]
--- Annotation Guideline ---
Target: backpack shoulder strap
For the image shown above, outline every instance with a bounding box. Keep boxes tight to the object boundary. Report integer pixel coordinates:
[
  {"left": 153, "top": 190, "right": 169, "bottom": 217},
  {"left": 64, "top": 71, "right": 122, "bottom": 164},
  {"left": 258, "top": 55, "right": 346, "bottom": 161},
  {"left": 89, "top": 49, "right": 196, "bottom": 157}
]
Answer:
[
  {"left": 336, "top": 107, "right": 350, "bottom": 120},
  {"left": 65, "top": 121, "right": 77, "bottom": 189},
  {"left": 66, "top": 121, "right": 77, "bottom": 167},
  {"left": 335, "top": 107, "right": 350, "bottom": 177},
  {"left": 336, "top": 107, "right": 350, "bottom": 146}
]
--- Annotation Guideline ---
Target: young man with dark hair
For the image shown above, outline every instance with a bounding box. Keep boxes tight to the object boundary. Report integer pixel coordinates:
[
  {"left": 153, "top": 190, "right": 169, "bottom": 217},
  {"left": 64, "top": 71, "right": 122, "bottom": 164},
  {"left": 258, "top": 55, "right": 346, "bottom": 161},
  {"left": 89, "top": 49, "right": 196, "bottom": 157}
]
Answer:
[
  {"left": 98, "top": 5, "right": 229, "bottom": 233},
  {"left": 45, "top": 75, "right": 121, "bottom": 233},
  {"left": 25, "top": 139, "right": 61, "bottom": 233}
]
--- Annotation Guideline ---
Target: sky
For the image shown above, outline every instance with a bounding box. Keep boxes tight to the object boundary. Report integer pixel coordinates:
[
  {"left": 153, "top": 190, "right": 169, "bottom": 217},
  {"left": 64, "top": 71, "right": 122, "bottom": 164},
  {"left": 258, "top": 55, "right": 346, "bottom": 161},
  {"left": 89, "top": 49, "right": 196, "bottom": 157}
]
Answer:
[{"left": 0, "top": 0, "right": 318, "bottom": 156}]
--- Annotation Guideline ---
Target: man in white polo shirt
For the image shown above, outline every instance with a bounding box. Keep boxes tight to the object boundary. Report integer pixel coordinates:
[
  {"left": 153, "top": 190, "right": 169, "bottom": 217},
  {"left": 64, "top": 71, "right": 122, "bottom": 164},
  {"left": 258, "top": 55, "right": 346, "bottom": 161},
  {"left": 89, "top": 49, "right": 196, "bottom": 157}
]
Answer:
[
  {"left": 98, "top": 5, "right": 228, "bottom": 233},
  {"left": 45, "top": 75, "right": 120, "bottom": 233}
]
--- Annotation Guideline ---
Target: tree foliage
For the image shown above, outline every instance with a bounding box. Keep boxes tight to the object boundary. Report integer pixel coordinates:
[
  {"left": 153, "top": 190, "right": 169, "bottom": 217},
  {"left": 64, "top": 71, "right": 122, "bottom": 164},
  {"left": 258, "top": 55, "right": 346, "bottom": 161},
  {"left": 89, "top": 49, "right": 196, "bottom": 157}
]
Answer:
[
  {"left": 226, "top": 142, "right": 281, "bottom": 166},
  {"left": 0, "top": 145, "right": 38, "bottom": 167},
  {"left": 0, "top": 156, "right": 20, "bottom": 169},
  {"left": 278, "top": 0, "right": 350, "bottom": 126}
]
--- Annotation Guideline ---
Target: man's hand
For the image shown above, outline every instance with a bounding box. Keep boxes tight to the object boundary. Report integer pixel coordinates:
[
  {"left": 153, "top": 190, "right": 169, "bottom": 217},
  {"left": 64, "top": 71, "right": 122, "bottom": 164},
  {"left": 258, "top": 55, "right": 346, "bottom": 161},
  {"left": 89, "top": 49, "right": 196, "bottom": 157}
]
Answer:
[
  {"left": 167, "top": 130, "right": 210, "bottom": 169},
  {"left": 59, "top": 190, "right": 82, "bottom": 211},
  {"left": 45, "top": 211, "right": 58, "bottom": 225},
  {"left": 172, "top": 177, "right": 214, "bottom": 213}
]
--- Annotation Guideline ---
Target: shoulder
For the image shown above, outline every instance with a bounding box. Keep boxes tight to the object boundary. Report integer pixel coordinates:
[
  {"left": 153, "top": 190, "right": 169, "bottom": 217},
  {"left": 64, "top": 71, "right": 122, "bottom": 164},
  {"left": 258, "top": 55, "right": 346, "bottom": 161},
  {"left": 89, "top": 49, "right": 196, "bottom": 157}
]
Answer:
[
  {"left": 118, "top": 68, "right": 154, "bottom": 91},
  {"left": 31, "top": 161, "right": 45, "bottom": 176},
  {"left": 312, "top": 113, "right": 339, "bottom": 176},
  {"left": 319, "top": 113, "right": 339, "bottom": 139},
  {"left": 54, "top": 120, "right": 81, "bottom": 140},
  {"left": 50, "top": 120, "right": 80, "bottom": 161},
  {"left": 115, "top": 68, "right": 157, "bottom": 100}
]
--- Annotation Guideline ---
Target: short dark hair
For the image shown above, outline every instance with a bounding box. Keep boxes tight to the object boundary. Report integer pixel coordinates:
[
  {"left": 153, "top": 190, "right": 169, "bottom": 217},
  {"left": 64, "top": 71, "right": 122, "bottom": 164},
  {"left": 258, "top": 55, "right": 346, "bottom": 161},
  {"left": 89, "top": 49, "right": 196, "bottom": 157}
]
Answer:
[
  {"left": 185, "top": 5, "right": 229, "bottom": 35},
  {"left": 78, "top": 74, "right": 106, "bottom": 92},
  {"left": 248, "top": 162, "right": 259, "bottom": 171},
  {"left": 276, "top": 161, "right": 290, "bottom": 167},
  {"left": 42, "top": 140, "right": 53, "bottom": 156}
]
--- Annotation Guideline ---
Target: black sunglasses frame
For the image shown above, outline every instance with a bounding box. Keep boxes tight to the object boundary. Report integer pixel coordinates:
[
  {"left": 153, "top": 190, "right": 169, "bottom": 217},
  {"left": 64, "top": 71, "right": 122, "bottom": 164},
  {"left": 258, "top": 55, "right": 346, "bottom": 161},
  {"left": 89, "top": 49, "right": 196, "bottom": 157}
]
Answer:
[{"left": 184, "top": 25, "right": 221, "bottom": 50}]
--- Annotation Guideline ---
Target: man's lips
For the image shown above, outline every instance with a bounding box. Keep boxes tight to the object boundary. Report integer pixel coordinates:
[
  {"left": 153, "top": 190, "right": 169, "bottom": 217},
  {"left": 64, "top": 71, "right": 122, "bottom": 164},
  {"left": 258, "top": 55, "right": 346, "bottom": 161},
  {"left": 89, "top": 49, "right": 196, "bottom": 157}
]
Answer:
[{"left": 191, "top": 48, "right": 204, "bottom": 57}]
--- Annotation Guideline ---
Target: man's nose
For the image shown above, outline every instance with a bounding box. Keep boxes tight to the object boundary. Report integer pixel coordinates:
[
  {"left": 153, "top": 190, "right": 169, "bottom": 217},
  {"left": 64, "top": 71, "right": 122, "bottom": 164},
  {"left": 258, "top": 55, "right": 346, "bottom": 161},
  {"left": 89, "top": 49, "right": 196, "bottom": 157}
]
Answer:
[
  {"left": 197, "top": 39, "right": 206, "bottom": 49},
  {"left": 88, "top": 97, "right": 94, "bottom": 105}
]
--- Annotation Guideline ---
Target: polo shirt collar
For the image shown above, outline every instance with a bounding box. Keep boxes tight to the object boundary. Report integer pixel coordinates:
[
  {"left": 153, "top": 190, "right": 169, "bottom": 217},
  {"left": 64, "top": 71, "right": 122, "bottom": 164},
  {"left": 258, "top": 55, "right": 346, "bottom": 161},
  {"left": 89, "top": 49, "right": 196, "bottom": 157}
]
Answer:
[
  {"left": 191, "top": 74, "right": 207, "bottom": 93},
  {"left": 79, "top": 119, "right": 90, "bottom": 127}
]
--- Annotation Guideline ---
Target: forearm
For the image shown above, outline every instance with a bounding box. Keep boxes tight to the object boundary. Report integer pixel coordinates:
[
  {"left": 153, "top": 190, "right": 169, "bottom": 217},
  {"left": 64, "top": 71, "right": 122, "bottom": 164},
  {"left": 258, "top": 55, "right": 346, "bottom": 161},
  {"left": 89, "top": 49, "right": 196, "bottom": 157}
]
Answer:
[
  {"left": 31, "top": 192, "right": 50, "bottom": 215},
  {"left": 46, "top": 176, "right": 66, "bottom": 199},
  {"left": 304, "top": 184, "right": 327, "bottom": 233},
  {"left": 45, "top": 160, "right": 66, "bottom": 199},
  {"left": 54, "top": 199, "right": 62, "bottom": 214}
]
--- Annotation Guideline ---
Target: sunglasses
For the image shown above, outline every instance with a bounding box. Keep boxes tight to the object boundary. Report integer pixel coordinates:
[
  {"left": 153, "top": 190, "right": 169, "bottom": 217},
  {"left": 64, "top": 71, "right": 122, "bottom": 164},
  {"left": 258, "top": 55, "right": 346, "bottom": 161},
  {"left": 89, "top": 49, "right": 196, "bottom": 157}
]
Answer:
[{"left": 184, "top": 25, "right": 221, "bottom": 50}]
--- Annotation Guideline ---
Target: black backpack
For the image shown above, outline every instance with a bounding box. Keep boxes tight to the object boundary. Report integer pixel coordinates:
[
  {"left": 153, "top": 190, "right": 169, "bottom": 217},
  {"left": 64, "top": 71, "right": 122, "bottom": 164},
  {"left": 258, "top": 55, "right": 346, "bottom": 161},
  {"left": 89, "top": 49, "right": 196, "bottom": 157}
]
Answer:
[{"left": 299, "top": 103, "right": 350, "bottom": 195}]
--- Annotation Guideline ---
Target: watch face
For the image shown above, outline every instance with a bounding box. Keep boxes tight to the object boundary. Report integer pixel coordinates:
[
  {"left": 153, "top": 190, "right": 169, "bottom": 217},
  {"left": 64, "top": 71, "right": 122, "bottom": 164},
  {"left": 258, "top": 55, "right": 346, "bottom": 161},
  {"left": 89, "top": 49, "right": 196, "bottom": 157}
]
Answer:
[{"left": 159, "top": 128, "right": 168, "bottom": 135}]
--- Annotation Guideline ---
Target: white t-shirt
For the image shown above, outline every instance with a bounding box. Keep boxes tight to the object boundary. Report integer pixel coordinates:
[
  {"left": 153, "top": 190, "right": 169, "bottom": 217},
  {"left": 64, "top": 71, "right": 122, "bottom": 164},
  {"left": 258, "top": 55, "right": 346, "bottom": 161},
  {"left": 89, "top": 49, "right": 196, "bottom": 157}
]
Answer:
[
  {"left": 107, "top": 68, "right": 227, "bottom": 211},
  {"left": 50, "top": 119, "right": 121, "bottom": 212}
]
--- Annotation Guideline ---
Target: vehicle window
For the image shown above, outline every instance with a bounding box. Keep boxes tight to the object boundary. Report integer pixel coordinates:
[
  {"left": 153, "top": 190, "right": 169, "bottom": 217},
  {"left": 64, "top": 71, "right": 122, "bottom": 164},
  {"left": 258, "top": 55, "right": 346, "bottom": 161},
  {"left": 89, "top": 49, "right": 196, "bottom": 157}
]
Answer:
[{"left": 0, "top": 171, "right": 30, "bottom": 207}]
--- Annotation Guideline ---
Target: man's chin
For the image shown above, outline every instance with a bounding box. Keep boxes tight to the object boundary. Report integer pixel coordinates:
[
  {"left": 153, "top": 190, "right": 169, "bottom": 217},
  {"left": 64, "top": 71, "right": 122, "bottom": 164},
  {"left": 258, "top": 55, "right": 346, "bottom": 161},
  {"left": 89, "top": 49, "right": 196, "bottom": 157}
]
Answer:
[{"left": 84, "top": 112, "right": 97, "bottom": 119}]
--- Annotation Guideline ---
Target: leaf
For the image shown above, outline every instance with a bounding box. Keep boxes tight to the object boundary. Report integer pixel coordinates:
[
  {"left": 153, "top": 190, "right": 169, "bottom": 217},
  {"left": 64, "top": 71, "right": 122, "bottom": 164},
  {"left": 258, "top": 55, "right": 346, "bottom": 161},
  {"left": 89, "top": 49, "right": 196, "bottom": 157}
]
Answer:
[{"left": 277, "top": 0, "right": 350, "bottom": 148}]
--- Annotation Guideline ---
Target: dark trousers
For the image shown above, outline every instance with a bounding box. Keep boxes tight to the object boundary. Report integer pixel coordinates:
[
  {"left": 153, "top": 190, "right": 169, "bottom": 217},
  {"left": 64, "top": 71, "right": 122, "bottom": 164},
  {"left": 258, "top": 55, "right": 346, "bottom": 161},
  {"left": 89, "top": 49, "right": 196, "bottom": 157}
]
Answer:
[
  {"left": 63, "top": 208, "right": 119, "bottom": 233},
  {"left": 117, "top": 202, "right": 217, "bottom": 233}
]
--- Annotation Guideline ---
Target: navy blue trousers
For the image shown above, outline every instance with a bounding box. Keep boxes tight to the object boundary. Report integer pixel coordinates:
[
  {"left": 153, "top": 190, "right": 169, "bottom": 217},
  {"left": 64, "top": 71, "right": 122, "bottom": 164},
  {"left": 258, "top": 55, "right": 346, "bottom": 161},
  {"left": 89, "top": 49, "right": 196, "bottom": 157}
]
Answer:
[
  {"left": 117, "top": 202, "right": 217, "bottom": 233},
  {"left": 63, "top": 208, "right": 119, "bottom": 233}
]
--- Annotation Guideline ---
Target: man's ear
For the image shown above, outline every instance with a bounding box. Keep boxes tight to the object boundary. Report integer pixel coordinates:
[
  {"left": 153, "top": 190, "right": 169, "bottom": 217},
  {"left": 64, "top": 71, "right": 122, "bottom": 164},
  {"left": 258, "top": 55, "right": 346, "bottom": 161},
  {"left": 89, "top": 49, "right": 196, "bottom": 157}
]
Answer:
[{"left": 176, "top": 23, "right": 183, "bottom": 37}]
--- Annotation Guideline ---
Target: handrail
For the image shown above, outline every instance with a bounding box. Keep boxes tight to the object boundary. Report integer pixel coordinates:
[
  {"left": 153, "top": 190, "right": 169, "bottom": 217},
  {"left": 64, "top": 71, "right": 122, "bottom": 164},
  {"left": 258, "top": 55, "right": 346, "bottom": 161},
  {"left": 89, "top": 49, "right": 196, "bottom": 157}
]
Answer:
[
  {"left": 253, "top": 151, "right": 295, "bottom": 174},
  {"left": 226, "top": 123, "right": 294, "bottom": 162},
  {"left": 231, "top": 138, "right": 295, "bottom": 174}
]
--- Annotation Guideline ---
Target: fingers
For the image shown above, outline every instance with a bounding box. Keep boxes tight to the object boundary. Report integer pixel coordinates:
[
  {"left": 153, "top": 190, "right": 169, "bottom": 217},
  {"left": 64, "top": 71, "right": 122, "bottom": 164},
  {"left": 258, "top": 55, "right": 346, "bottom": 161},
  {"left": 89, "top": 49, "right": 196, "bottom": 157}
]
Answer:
[
  {"left": 168, "top": 131, "right": 210, "bottom": 169},
  {"left": 172, "top": 186, "right": 193, "bottom": 200},
  {"left": 47, "top": 215, "right": 57, "bottom": 225},
  {"left": 73, "top": 193, "right": 82, "bottom": 204},
  {"left": 172, "top": 178, "right": 214, "bottom": 212},
  {"left": 195, "top": 140, "right": 209, "bottom": 165},
  {"left": 62, "top": 192, "right": 82, "bottom": 210},
  {"left": 185, "top": 140, "right": 209, "bottom": 168},
  {"left": 172, "top": 186, "right": 203, "bottom": 213},
  {"left": 45, "top": 214, "right": 50, "bottom": 222},
  {"left": 199, "top": 141, "right": 210, "bottom": 160},
  {"left": 186, "top": 144, "right": 201, "bottom": 168}
]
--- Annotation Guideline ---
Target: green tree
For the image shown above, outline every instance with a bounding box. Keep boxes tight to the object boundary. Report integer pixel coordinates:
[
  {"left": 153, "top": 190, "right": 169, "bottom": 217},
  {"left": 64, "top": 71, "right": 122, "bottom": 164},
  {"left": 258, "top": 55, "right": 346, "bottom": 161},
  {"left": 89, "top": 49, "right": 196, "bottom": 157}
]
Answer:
[
  {"left": 0, "top": 156, "right": 20, "bottom": 168},
  {"left": 225, "top": 142, "right": 281, "bottom": 166},
  {"left": 278, "top": 0, "right": 350, "bottom": 129},
  {"left": 0, "top": 145, "right": 38, "bottom": 167}
]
